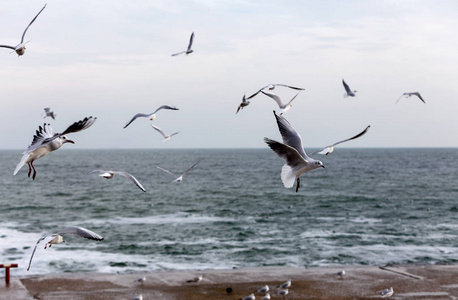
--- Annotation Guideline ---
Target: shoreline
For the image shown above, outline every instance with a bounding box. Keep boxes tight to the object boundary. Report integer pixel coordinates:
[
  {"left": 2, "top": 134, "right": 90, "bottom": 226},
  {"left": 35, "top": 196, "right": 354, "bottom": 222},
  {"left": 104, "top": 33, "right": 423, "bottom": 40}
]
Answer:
[{"left": 2, "top": 264, "right": 458, "bottom": 299}]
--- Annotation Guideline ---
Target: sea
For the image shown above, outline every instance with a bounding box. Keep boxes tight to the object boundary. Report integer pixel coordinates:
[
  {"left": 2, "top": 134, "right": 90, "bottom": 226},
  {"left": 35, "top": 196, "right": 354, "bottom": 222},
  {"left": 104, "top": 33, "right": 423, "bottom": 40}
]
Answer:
[{"left": 0, "top": 148, "right": 457, "bottom": 275}]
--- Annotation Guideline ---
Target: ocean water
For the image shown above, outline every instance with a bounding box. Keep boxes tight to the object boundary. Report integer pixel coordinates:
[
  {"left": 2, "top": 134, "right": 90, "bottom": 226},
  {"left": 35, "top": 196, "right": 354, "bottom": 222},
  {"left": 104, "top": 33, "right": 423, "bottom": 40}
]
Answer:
[{"left": 0, "top": 148, "right": 457, "bottom": 275}]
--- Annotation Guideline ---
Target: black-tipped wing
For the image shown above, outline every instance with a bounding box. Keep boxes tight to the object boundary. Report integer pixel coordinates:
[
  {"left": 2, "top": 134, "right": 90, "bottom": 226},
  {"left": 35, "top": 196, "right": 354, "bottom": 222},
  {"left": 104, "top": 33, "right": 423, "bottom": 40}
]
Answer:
[
  {"left": 261, "top": 91, "right": 284, "bottom": 107},
  {"left": 124, "top": 113, "right": 150, "bottom": 128},
  {"left": 275, "top": 84, "right": 305, "bottom": 91},
  {"left": 264, "top": 138, "right": 307, "bottom": 168},
  {"left": 156, "top": 166, "right": 176, "bottom": 176},
  {"left": 311, "top": 125, "right": 370, "bottom": 155},
  {"left": 113, "top": 171, "right": 146, "bottom": 192},
  {"left": 272, "top": 111, "right": 308, "bottom": 159},
  {"left": 0, "top": 45, "right": 16, "bottom": 50},
  {"left": 412, "top": 92, "right": 426, "bottom": 103},
  {"left": 60, "top": 116, "right": 97, "bottom": 136},
  {"left": 27, "top": 236, "right": 47, "bottom": 271},
  {"left": 26, "top": 123, "right": 55, "bottom": 153},
  {"left": 187, "top": 32, "right": 194, "bottom": 51},
  {"left": 21, "top": 3, "right": 47, "bottom": 43},
  {"left": 152, "top": 105, "right": 179, "bottom": 115},
  {"left": 342, "top": 79, "right": 351, "bottom": 93},
  {"left": 57, "top": 226, "right": 104, "bottom": 241},
  {"left": 181, "top": 160, "right": 201, "bottom": 176}
]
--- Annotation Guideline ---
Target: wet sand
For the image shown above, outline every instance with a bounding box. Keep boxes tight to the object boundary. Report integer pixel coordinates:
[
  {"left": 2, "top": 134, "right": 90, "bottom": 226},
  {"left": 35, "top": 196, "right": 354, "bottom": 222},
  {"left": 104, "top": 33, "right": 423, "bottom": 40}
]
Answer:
[{"left": 1, "top": 264, "right": 458, "bottom": 299}]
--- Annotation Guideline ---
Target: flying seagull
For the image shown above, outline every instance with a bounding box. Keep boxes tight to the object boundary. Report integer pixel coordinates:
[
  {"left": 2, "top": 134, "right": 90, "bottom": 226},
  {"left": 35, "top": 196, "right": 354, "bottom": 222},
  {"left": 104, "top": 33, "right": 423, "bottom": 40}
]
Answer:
[
  {"left": 380, "top": 287, "right": 394, "bottom": 298},
  {"left": 396, "top": 92, "right": 425, "bottom": 104},
  {"left": 247, "top": 84, "right": 305, "bottom": 100},
  {"left": 72, "top": 170, "right": 146, "bottom": 192},
  {"left": 42, "top": 107, "right": 56, "bottom": 120},
  {"left": 311, "top": 125, "right": 370, "bottom": 156},
  {"left": 236, "top": 94, "right": 250, "bottom": 114},
  {"left": 260, "top": 90, "right": 300, "bottom": 115},
  {"left": 342, "top": 79, "right": 357, "bottom": 97},
  {"left": 14, "top": 116, "right": 97, "bottom": 180},
  {"left": 0, "top": 4, "right": 47, "bottom": 56},
  {"left": 151, "top": 124, "right": 180, "bottom": 141},
  {"left": 27, "top": 226, "right": 103, "bottom": 271},
  {"left": 171, "top": 32, "right": 194, "bottom": 56},
  {"left": 123, "top": 105, "right": 179, "bottom": 129},
  {"left": 265, "top": 112, "right": 324, "bottom": 192},
  {"left": 156, "top": 160, "right": 201, "bottom": 182}
]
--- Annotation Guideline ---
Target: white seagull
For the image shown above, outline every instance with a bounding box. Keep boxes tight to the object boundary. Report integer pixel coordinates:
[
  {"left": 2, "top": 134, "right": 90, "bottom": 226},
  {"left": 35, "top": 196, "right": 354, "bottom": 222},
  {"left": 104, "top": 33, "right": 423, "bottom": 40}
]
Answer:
[
  {"left": 261, "top": 293, "right": 271, "bottom": 300},
  {"left": 42, "top": 107, "right": 56, "bottom": 120},
  {"left": 123, "top": 105, "right": 179, "bottom": 128},
  {"left": 156, "top": 160, "right": 201, "bottom": 182},
  {"left": 0, "top": 4, "right": 47, "bottom": 56},
  {"left": 186, "top": 275, "right": 203, "bottom": 283},
  {"left": 336, "top": 269, "right": 345, "bottom": 279},
  {"left": 342, "top": 79, "right": 357, "bottom": 97},
  {"left": 396, "top": 92, "right": 425, "bottom": 104},
  {"left": 240, "top": 293, "right": 255, "bottom": 300},
  {"left": 131, "top": 294, "right": 143, "bottom": 300},
  {"left": 277, "top": 289, "right": 289, "bottom": 299},
  {"left": 277, "top": 279, "right": 291, "bottom": 289},
  {"left": 236, "top": 94, "right": 250, "bottom": 114},
  {"left": 171, "top": 32, "right": 194, "bottom": 56},
  {"left": 13, "top": 116, "right": 97, "bottom": 180},
  {"left": 265, "top": 112, "right": 324, "bottom": 192},
  {"left": 256, "top": 285, "right": 269, "bottom": 293},
  {"left": 260, "top": 90, "right": 300, "bottom": 115},
  {"left": 73, "top": 170, "right": 146, "bottom": 192},
  {"left": 27, "top": 226, "right": 103, "bottom": 271},
  {"left": 151, "top": 124, "right": 180, "bottom": 141},
  {"left": 380, "top": 287, "right": 394, "bottom": 298},
  {"left": 311, "top": 125, "right": 370, "bottom": 156},
  {"left": 247, "top": 84, "right": 305, "bottom": 100},
  {"left": 134, "top": 276, "right": 146, "bottom": 284}
]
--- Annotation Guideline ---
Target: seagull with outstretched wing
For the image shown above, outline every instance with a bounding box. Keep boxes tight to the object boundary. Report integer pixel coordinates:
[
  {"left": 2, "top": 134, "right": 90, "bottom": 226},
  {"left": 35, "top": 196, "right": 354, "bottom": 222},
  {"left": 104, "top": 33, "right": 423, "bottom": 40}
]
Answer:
[
  {"left": 156, "top": 160, "right": 201, "bottom": 182},
  {"left": 260, "top": 90, "right": 301, "bottom": 115},
  {"left": 311, "top": 126, "right": 370, "bottom": 156},
  {"left": 247, "top": 84, "right": 304, "bottom": 100},
  {"left": 396, "top": 92, "right": 425, "bottom": 104},
  {"left": 123, "top": 105, "right": 179, "bottom": 128},
  {"left": 342, "top": 79, "right": 357, "bottom": 97},
  {"left": 72, "top": 170, "right": 146, "bottom": 192},
  {"left": 171, "top": 32, "right": 194, "bottom": 56}
]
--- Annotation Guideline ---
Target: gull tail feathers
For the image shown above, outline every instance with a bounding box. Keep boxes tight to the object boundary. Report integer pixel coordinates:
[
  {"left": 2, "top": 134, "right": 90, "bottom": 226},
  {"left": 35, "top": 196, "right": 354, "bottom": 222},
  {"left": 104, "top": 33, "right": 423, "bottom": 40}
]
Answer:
[
  {"left": 13, "top": 153, "right": 30, "bottom": 175},
  {"left": 281, "top": 164, "right": 296, "bottom": 188}
]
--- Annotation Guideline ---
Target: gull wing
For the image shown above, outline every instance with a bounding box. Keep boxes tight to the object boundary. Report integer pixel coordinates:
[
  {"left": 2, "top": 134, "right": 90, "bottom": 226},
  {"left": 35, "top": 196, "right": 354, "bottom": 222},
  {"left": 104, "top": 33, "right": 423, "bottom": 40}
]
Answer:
[
  {"left": 396, "top": 93, "right": 407, "bottom": 104},
  {"left": 60, "top": 116, "right": 97, "bottom": 136},
  {"left": 21, "top": 4, "right": 47, "bottom": 44},
  {"left": 112, "top": 171, "right": 146, "bottom": 192},
  {"left": 44, "top": 107, "right": 51, "bottom": 113},
  {"left": 311, "top": 126, "right": 370, "bottom": 155},
  {"left": 156, "top": 166, "right": 177, "bottom": 176},
  {"left": 181, "top": 160, "right": 201, "bottom": 176},
  {"left": 151, "top": 124, "right": 167, "bottom": 138},
  {"left": 412, "top": 92, "right": 426, "bottom": 103},
  {"left": 275, "top": 84, "right": 305, "bottom": 90},
  {"left": 264, "top": 138, "right": 307, "bottom": 168},
  {"left": 27, "top": 235, "right": 52, "bottom": 271},
  {"left": 285, "top": 92, "right": 300, "bottom": 106},
  {"left": 187, "top": 32, "right": 194, "bottom": 51},
  {"left": 123, "top": 113, "right": 151, "bottom": 128},
  {"left": 261, "top": 91, "right": 284, "bottom": 108},
  {"left": 272, "top": 111, "right": 308, "bottom": 159},
  {"left": 151, "top": 105, "right": 179, "bottom": 115},
  {"left": 171, "top": 51, "right": 186, "bottom": 56},
  {"left": 342, "top": 79, "right": 351, "bottom": 94},
  {"left": 0, "top": 45, "right": 16, "bottom": 50},
  {"left": 57, "top": 226, "right": 104, "bottom": 241}
]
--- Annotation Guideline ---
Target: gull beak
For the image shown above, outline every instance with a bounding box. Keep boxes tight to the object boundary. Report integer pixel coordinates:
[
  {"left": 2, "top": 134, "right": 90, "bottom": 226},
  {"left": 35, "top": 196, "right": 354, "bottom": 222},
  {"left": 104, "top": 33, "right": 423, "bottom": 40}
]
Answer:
[
  {"left": 321, "top": 165, "right": 325, "bottom": 168},
  {"left": 67, "top": 140, "right": 75, "bottom": 144}
]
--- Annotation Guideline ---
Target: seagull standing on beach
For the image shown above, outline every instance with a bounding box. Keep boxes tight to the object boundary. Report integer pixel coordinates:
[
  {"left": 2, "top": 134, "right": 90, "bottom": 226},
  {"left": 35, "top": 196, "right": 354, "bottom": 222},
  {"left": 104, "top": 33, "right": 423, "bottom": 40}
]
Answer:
[
  {"left": 264, "top": 111, "right": 324, "bottom": 192},
  {"left": 240, "top": 293, "right": 255, "bottom": 300},
  {"left": 123, "top": 105, "right": 179, "bottom": 128},
  {"left": 186, "top": 275, "right": 203, "bottom": 283},
  {"left": 380, "top": 287, "right": 394, "bottom": 298},
  {"left": 13, "top": 116, "right": 97, "bottom": 180},
  {"left": 134, "top": 276, "right": 146, "bottom": 284},
  {"left": 311, "top": 126, "right": 370, "bottom": 156},
  {"left": 255, "top": 285, "right": 269, "bottom": 293},
  {"left": 336, "top": 270, "right": 345, "bottom": 279},
  {"left": 236, "top": 94, "right": 250, "bottom": 114},
  {"left": 171, "top": 32, "right": 194, "bottom": 56},
  {"left": 156, "top": 160, "right": 201, "bottom": 182},
  {"left": 277, "top": 279, "right": 291, "bottom": 289},
  {"left": 131, "top": 294, "right": 143, "bottom": 300},
  {"left": 27, "top": 226, "right": 104, "bottom": 271},
  {"left": 247, "top": 84, "right": 305, "bottom": 100},
  {"left": 0, "top": 4, "right": 47, "bottom": 56},
  {"left": 261, "top": 293, "right": 271, "bottom": 300},
  {"left": 42, "top": 107, "right": 56, "bottom": 120},
  {"left": 396, "top": 92, "right": 426, "bottom": 104},
  {"left": 151, "top": 124, "right": 180, "bottom": 141},
  {"left": 277, "top": 289, "right": 289, "bottom": 299},
  {"left": 260, "top": 90, "right": 300, "bottom": 115},
  {"left": 342, "top": 79, "right": 357, "bottom": 97},
  {"left": 72, "top": 170, "right": 146, "bottom": 192}
]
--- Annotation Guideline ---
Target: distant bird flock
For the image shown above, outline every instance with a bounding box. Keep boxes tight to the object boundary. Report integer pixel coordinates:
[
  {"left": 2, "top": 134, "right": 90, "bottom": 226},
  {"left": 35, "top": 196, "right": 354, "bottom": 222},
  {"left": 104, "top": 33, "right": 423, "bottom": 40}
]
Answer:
[{"left": 4, "top": 4, "right": 425, "bottom": 297}]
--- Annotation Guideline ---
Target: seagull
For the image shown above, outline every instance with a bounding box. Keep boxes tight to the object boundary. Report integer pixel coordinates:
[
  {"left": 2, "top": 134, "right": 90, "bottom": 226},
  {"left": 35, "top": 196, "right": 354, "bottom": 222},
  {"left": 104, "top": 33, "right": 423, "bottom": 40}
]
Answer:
[
  {"left": 151, "top": 124, "right": 180, "bottom": 141},
  {"left": 240, "top": 294, "right": 255, "bottom": 300},
  {"left": 255, "top": 285, "right": 269, "bottom": 293},
  {"left": 72, "top": 170, "right": 146, "bottom": 192},
  {"left": 260, "top": 90, "right": 300, "bottom": 115},
  {"left": 156, "top": 160, "right": 201, "bottom": 182},
  {"left": 0, "top": 4, "right": 47, "bottom": 56},
  {"left": 277, "top": 279, "right": 291, "bottom": 289},
  {"left": 171, "top": 32, "right": 194, "bottom": 56},
  {"left": 13, "top": 116, "right": 97, "bottom": 180},
  {"left": 311, "top": 125, "right": 370, "bottom": 156},
  {"left": 134, "top": 276, "right": 146, "bottom": 284},
  {"left": 27, "top": 226, "right": 103, "bottom": 271},
  {"left": 247, "top": 84, "right": 305, "bottom": 100},
  {"left": 131, "top": 295, "right": 143, "bottom": 300},
  {"left": 396, "top": 92, "right": 425, "bottom": 104},
  {"left": 123, "top": 105, "right": 179, "bottom": 129},
  {"left": 380, "top": 287, "right": 394, "bottom": 298},
  {"left": 336, "top": 269, "right": 345, "bottom": 279},
  {"left": 265, "top": 111, "right": 324, "bottom": 192},
  {"left": 261, "top": 293, "right": 271, "bottom": 300},
  {"left": 186, "top": 275, "right": 203, "bottom": 283},
  {"left": 42, "top": 107, "right": 56, "bottom": 120},
  {"left": 277, "top": 289, "right": 289, "bottom": 299},
  {"left": 236, "top": 94, "right": 250, "bottom": 114},
  {"left": 342, "top": 79, "right": 357, "bottom": 97}
]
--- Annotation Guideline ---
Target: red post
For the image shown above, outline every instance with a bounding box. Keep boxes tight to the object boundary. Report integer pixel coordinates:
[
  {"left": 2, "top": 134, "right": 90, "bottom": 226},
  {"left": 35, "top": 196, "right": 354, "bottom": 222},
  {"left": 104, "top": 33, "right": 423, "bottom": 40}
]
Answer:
[{"left": 0, "top": 264, "right": 18, "bottom": 286}]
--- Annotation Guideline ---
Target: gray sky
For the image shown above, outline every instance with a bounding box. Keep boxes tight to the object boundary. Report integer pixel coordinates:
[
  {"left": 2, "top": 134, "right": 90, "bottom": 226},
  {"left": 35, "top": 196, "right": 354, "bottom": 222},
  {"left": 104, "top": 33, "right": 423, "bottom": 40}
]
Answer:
[{"left": 1, "top": 0, "right": 457, "bottom": 150}]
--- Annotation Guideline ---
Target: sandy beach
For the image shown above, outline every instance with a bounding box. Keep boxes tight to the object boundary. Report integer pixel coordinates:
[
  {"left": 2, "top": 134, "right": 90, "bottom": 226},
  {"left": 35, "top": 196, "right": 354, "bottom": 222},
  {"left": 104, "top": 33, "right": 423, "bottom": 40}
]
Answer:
[{"left": 1, "top": 264, "right": 458, "bottom": 299}]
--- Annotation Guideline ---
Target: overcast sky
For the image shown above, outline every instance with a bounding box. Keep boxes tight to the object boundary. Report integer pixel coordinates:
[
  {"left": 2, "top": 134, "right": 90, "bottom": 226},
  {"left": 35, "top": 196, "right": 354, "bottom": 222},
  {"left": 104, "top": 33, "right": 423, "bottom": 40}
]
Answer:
[{"left": 1, "top": 0, "right": 457, "bottom": 150}]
